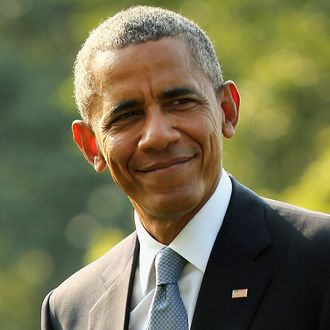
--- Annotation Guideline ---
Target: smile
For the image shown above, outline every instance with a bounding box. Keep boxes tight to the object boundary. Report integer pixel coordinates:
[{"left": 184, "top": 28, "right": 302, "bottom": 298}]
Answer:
[{"left": 136, "top": 156, "right": 196, "bottom": 173}]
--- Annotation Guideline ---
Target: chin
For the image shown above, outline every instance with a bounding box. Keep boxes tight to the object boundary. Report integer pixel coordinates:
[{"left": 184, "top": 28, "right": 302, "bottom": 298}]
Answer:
[{"left": 145, "top": 191, "right": 203, "bottom": 221}]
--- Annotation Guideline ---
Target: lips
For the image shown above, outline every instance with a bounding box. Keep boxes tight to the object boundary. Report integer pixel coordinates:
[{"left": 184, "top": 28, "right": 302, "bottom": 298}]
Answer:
[{"left": 136, "top": 156, "right": 195, "bottom": 173}]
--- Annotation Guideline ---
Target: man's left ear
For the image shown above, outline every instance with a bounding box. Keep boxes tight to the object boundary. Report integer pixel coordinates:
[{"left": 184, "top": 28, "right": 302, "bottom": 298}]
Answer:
[{"left": 219, "top": 80, "right": 240, "bottom": 138}]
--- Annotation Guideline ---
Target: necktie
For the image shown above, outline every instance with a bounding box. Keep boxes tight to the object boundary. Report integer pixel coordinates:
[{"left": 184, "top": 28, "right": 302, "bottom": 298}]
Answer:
[{"left": 146, "top": 247, "right": 188, "bottom": 330}]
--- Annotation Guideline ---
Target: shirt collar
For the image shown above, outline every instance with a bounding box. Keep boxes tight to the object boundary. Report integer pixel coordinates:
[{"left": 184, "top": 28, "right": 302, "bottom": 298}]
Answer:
[{"left": 134, "top": 169, "right": 232, "bottom": 295}]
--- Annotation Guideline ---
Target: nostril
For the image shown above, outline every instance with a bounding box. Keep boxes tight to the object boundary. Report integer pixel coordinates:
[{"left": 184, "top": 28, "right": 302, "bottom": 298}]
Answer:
[{"left": 138, "top": 125, "right": 180, "bottom": 151}]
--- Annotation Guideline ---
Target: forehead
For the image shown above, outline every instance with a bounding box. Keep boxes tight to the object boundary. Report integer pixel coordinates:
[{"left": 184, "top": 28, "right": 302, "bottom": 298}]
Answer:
[
  {"left": 93, "top": 36, "right": 193, "bottom": 70},
  {"left": 91, "top": 37, "right": 205, "bottom": 96}
]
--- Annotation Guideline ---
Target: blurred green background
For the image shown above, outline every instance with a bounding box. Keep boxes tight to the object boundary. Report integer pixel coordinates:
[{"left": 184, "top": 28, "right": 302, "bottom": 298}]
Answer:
[{"left": 0, "top": 0, "right": 329, "bottom": 328}]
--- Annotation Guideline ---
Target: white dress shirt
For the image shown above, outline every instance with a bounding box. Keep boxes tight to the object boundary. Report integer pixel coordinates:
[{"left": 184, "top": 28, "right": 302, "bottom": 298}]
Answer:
[{"left": 129, "top": 170, "right": 232, "bottom": 330}]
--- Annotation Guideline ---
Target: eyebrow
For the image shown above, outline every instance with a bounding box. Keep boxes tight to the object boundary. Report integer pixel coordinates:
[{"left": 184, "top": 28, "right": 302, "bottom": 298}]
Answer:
[
  {"left": 102, "top": 86, "right": 203, "bottom": 127},
  {"left": 111, "top": 86, "right": 200, "bottom": 113},
  {"left": 101, "top": 99, "right": 143, "bottom": 128},
  {"left": 159, "top": 86, "right": 202, "bottom": 100},
  {"left": 111, "top": 99, "right": 143, "bottom": 115}
]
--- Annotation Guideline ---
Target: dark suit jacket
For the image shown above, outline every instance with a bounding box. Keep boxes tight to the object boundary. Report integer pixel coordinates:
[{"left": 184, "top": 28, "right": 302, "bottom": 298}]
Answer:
[{"left": 41, "top": 178, "right": 330, "bottom": 329}]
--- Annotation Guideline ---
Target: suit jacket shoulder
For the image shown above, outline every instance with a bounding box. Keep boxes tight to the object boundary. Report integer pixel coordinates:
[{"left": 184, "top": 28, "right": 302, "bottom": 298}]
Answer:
[
  {"left": 264, "top": 197, "right": 330, "bottom": 237},
  {"left": 41, "top": 231, "right": 138, "bottom": 330},
  {"left": 263, "top": 197, "right": 330, "bottom": 269},
  {"left": 191, "top": 178, "right": 330, "bottom": 330}
]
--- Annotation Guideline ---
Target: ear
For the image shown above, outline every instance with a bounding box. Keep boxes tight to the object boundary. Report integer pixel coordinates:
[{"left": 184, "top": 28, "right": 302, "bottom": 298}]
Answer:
[
  {"left": 71, "top": 120, "right": 107, "bottom": 173},
  {"left": 219, "top": 80, "right": 240, "bottom": 138}
]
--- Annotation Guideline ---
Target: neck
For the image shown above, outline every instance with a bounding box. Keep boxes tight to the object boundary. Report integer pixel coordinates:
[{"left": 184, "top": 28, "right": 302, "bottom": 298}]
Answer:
[
  {"left": 134, "top": 188, "right": 215, "bottom": 244},
  {"left": 133, "top": 172, "right": 222, "bottom": 244},
  {"left": 137, "top": 213, "right": 193, "bottom": 245}
]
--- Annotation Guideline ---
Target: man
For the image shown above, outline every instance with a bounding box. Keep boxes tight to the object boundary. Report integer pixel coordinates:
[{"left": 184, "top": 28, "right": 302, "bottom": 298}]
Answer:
[{"left": 42, "top": 6, "right": 330, "bottom": 330}]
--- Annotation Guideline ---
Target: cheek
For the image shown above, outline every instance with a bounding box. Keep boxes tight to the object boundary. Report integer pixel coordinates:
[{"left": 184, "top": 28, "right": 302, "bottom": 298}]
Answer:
[
  {"left": 198, "top": 113, "right": 223, "bottom": 169},
  {"left": 101, "top": 134, "right": 135, "bottom": 182},
  {"left": 194, "top": 111, "right": 223, "bottom": 151}
]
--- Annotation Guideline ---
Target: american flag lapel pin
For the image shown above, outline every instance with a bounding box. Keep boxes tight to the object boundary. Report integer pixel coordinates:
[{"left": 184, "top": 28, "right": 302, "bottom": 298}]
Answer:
[{"left": 232, "top": 288, "right": 248, "bottom": 299}]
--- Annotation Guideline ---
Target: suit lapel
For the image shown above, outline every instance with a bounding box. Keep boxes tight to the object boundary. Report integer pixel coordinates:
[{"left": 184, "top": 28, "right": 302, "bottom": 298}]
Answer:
[
  {"left": 88, "top": 233, "right": 139, "bottom": 330},
  {"left": 191, "top": 178, "right": 272, "bottom": 330}
]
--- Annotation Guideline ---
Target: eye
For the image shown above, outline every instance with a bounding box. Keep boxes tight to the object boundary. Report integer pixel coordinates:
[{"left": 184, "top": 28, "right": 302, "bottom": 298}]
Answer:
[
  {"left": 173, "top": 98, "right": 194, "bottom": 104},
  {"left": 115, "top": 111, "right": 138, "bottom": 121},
  {"left": 111, "top": 109, "right": 145, "bottom": 125},
  {"left": 102, "top": 110, "right": 142, "bottom": 131},
  {"left": 167, "top": 98, "right": 198, "bottom": 109}
]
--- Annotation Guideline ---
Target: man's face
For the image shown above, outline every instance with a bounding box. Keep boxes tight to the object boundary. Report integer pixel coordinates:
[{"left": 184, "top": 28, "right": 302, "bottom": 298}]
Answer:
[{"left": 89, "top": 37, "right": 228, "bottom": 223}]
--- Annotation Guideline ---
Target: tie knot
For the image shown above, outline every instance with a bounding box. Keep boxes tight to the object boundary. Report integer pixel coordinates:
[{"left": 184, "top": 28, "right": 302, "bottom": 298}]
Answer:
[{"left": 155, "top": 248, "right": 187, "bottom": 285}]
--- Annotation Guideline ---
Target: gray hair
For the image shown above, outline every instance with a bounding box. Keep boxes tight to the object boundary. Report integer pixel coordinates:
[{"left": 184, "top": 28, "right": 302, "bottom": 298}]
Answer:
[{"left": 74, "top": 6, "right": 224, "bottom": 122}]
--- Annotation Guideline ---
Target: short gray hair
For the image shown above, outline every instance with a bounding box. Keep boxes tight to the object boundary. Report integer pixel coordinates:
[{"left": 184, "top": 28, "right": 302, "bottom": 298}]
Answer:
[{"left": 74, "top": 6, "right": 224, "bottom": 122}]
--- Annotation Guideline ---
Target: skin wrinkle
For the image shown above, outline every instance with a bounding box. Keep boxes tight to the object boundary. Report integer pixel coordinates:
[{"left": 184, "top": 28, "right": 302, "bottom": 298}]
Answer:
[
  {"left": 88, "top": 36, "right": 210, "bottom": 126},
  {"left": 72, "top": 37, "right": 239, "bottom": 244},
  {"left": 102, "top": 87, "right": 209, "bottom": 133},
  {"left": 100, "top": 40, "right": 219, "bottom": 241},
  {"left": 74, "top": 6, "right": 224, "bottom": 121}
]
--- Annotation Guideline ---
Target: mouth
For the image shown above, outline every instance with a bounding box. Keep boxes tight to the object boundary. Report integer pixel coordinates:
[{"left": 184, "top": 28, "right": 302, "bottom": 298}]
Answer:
[{"left": 136, "top": 155, "right": 196, "bottom": 173}]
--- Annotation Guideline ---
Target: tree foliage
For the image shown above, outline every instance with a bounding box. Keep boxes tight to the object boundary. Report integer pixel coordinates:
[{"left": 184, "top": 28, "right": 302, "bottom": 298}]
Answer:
[{"left": 0, "top": 0, "right": 329, "bottom": 328}]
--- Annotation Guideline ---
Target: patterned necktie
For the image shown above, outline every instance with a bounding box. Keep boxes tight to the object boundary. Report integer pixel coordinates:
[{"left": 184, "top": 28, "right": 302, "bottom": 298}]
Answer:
[{"left": 146, "top": 247, "right": 188, "bottom": 330}]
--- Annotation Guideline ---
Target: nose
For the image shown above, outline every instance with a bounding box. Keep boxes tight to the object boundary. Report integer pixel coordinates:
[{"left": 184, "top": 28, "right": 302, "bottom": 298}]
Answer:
[{"left": 138, "top": 107, "right": 180, "bottom": 151}]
